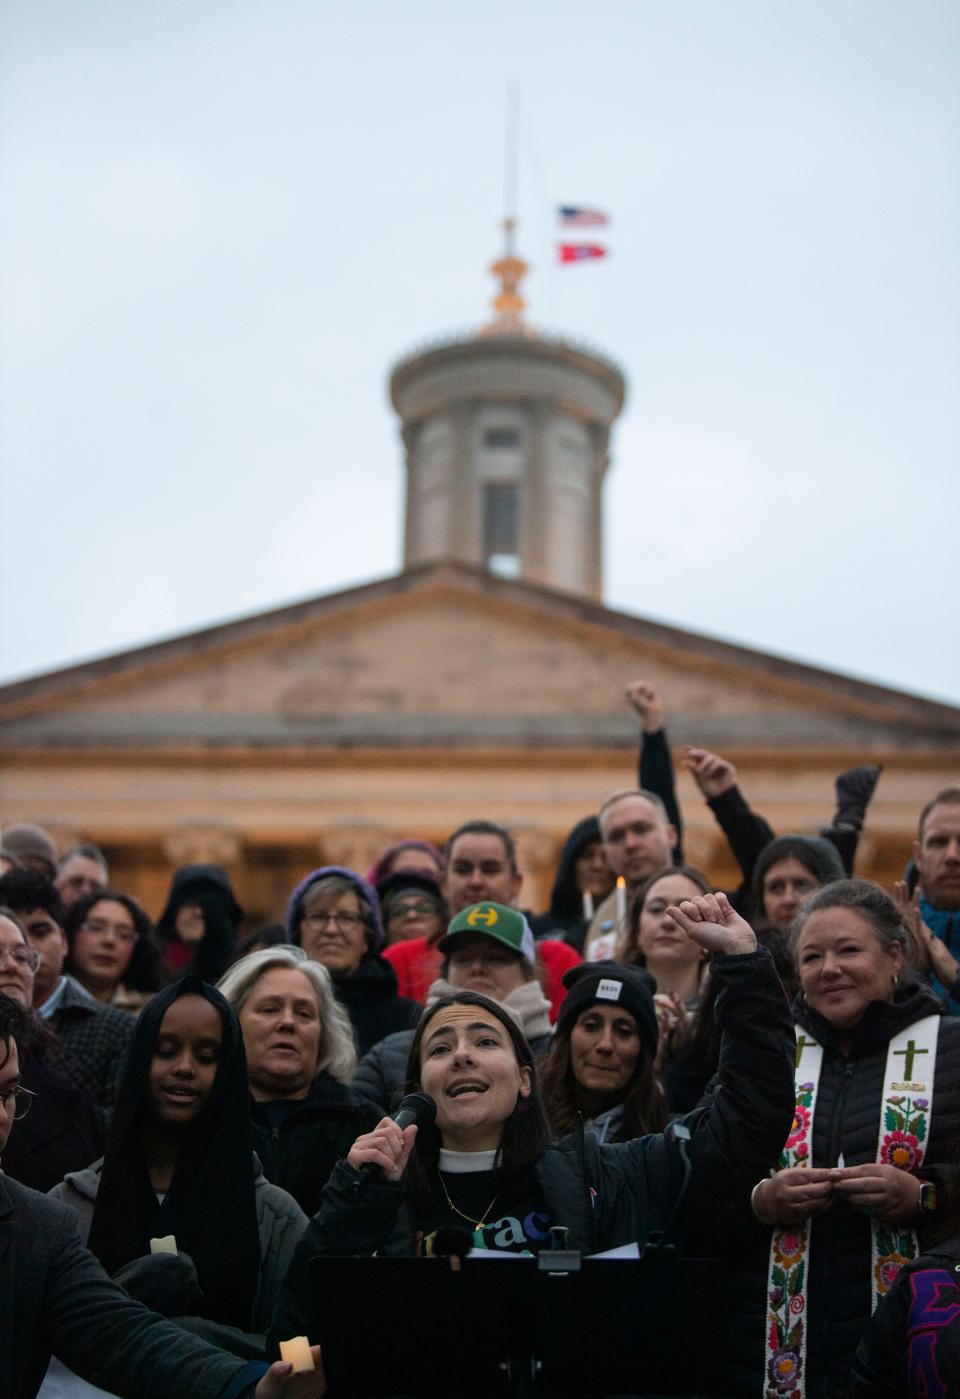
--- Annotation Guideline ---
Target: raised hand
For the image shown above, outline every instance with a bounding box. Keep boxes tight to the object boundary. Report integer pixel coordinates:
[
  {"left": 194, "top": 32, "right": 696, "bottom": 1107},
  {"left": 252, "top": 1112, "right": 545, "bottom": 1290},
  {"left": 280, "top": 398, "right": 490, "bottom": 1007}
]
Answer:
[
  {"left": 892, "top": 881, "right": 958, "bottom": 987},
  {"left": 347, "top": 1117, "right": 418, "bottom": 1181},
  {"left": 625, "top": 681, "right": 664, "bottom": 733},
  {"left": 679, "top": 746, "right": 737, "bottom": 799},
  {"left": 665, "top": 891, "right": 758, "bottom": 957}
]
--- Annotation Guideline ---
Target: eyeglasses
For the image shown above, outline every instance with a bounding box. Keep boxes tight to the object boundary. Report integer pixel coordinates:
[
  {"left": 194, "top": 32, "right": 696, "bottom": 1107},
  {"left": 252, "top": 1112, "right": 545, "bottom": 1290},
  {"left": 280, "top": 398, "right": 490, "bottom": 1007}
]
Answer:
[
  {"left": 302, "top": 910, "right": 364, "bottom": 934},
  {"left": 1, "top": 1084, "right": 37, "bottom": 1121},
  {"left": 0, "top": 945, "right": 41, "bottom": 972},
  {"left": 79, "top": 918, "right": 138, "bottom": 945},
  {"left": 449, "top": 945, "right": 517, "bottom": 968},
  {"left": 386, "top": 901, "right": 438, "bottom": 922}
]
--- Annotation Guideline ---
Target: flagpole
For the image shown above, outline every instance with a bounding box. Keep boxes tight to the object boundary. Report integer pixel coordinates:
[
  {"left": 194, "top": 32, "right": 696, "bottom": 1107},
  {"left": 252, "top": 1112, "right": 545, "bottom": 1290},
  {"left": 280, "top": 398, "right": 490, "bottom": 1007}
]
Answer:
[
  {"left": 504, "top": 79, "right": 519, "bottom": 255},
  {"left": 482, "top": 78, "right": 530, "bottom": 335}
]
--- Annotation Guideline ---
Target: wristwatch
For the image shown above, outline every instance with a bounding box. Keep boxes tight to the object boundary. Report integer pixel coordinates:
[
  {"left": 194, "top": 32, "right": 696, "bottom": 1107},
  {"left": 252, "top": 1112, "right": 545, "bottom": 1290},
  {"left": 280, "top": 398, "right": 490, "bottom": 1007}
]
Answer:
[{"left": 919, "top": 1181, "right": 939, "bottom": 1213}]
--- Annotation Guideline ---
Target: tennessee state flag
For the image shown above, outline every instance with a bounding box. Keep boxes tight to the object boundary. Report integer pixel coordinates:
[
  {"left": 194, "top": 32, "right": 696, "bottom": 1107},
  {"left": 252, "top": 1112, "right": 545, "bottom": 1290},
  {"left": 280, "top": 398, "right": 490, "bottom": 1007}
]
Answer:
[{"left": 558, "top": 243, "right": 608, "bottom": 264}]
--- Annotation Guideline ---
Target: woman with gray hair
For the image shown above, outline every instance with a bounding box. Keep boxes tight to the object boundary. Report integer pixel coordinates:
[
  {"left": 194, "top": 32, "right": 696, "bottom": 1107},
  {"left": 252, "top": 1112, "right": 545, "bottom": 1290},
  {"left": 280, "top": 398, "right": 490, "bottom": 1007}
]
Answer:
[{"left": 218, "top": 946, "right": 381, "bottom": 1217}]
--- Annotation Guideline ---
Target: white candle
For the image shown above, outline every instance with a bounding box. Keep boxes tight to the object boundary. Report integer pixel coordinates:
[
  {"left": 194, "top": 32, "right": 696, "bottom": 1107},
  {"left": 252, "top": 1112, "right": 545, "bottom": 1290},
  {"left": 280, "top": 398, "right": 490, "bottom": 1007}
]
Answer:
[
  {"left": 279, "top": 1337, "right": 316, "bottom": 1373},
  {"left": 582, "top": 891, "right": 594, "bottom": 920},
  {"left": 150, "top": 1235, "right": 177, "bottom": 1255},
  {"left": 615, "top": 877, "right": 627, "bottom": 927}
]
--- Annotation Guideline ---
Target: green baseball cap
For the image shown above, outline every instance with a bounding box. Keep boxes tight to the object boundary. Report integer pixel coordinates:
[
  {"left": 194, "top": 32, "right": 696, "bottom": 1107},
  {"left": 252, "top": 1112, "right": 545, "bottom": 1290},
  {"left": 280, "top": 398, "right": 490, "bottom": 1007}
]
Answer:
[{"left": 437, "top": 902, "right": 536, "bottom": 963}]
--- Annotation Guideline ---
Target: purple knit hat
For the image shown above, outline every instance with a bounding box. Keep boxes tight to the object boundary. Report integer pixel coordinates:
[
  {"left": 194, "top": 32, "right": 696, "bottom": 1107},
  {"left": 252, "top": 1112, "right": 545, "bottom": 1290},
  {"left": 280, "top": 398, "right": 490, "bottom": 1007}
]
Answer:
[{"left": 285, "top": 865, "right": 385, "bottom": 954}]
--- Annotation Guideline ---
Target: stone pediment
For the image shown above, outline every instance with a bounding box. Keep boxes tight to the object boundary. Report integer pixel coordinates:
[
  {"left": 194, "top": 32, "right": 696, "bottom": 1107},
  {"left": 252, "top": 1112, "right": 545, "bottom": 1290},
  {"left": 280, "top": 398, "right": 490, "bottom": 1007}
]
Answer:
[{"left": 2, "top": 562, "right": 958, "bottom": 751}]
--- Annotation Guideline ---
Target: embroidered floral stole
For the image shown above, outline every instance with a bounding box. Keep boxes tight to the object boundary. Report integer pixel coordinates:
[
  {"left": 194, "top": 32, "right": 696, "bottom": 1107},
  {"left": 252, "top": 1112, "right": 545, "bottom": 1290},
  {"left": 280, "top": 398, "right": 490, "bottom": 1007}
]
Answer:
[{"left": 764, "top": 1015, "right": 940, "bottom": 1399}]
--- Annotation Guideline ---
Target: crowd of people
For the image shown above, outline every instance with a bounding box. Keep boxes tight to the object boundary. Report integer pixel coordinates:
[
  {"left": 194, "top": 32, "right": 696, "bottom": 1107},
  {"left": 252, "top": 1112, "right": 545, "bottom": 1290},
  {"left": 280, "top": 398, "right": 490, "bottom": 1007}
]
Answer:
[{"left": 2, "top": 683, "right": 960, "bottom": 1398}]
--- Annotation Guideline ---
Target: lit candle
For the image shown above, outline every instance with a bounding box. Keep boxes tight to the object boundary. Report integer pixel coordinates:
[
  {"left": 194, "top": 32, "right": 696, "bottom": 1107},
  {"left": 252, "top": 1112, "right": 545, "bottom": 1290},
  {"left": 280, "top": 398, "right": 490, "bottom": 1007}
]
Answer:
[
  {"left": 582, "top": 891, "right": 594, "bottom": 920},
  {"left": 279, "top": 1337, "right": 316, "bottom": 1373},
  {"left": 615, "top": 876, "right": 627, "bottom": 928},
  {"left": 150, "top": 1235, "right": 177, "bottom": 1255}
]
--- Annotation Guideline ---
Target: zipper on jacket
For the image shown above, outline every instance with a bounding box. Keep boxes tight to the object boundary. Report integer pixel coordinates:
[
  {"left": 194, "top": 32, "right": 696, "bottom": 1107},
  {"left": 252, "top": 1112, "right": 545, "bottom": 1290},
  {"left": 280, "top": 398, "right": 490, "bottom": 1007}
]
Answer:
[{"left": 825, "top": 1058, "right": 856, "bottom": 1166}]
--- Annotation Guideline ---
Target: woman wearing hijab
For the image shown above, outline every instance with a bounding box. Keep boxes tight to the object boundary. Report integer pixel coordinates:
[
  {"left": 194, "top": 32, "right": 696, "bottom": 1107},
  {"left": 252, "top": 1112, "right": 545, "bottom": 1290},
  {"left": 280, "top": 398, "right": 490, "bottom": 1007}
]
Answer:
[
  {"left": 49, "top": 977, "right": 307, "bottom": 1366},
  {"left": 155, "top": 864, "right": 243, "bottom": 985}
]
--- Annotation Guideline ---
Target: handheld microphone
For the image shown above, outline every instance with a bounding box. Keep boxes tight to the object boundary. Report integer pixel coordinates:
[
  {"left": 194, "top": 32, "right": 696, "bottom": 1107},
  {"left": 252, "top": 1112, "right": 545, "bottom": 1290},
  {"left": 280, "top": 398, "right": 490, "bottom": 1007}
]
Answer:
[{"left": 358, "top": 1091, "right": 437, "bottom": 1180}]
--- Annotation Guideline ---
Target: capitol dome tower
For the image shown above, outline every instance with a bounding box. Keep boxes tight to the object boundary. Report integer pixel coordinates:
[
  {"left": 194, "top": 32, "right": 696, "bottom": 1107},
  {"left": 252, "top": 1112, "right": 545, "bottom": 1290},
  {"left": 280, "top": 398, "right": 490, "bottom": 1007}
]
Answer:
[{"left": 388, "top": 221, "right": 626, "bottom": 601}]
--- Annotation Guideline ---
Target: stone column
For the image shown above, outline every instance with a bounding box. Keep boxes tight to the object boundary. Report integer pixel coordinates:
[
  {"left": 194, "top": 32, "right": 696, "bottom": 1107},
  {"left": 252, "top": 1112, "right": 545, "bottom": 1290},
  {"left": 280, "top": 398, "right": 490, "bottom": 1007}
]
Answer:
[
  {"left": 523, "top": 398, "right": 554, "bottom": 586},
  {"left": 449, "top": 400, "right": 478, "bottom": 561},
  {"left": 320, "top": 825, "right": 394, "bottom": 879},
  {"left": 163, "top": 823, "right": 244, "bottom": 869},
  {"left": 401, "top": 421, "right": 419, "bottom": 566}
]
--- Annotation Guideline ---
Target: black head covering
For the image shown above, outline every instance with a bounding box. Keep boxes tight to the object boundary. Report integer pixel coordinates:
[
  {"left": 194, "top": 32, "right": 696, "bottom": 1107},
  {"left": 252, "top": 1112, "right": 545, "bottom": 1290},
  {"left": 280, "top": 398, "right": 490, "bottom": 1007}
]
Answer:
[
  {"left": 556, "top": 959, "right": 660, "bottom": 1062},
  {"left": 155, "top": 864, "right": 243, "bottom": 984},
  {"left": 546, "top": 816, "right": 605, "bottom": 923},
  {"left": 750, "top": 836, "right": 846, "bottom": 922},
  {"left": 87, "top": 975, "right": 260, "bottom": 1328}
]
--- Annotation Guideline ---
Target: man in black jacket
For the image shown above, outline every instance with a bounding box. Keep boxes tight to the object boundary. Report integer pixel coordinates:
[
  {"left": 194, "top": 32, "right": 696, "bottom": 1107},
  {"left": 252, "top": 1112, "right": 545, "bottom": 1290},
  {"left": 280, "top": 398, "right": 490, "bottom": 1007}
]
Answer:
[{"left": 0, "top": 992, "right": 324, "bottom": 1399}]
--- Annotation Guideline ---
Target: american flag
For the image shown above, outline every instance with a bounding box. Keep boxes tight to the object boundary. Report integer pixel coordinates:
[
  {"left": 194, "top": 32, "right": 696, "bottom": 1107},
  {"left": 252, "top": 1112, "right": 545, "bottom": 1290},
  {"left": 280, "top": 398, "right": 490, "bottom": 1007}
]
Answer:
[{"left": 558, "top": 205, "right": 609, "bottom": 228}]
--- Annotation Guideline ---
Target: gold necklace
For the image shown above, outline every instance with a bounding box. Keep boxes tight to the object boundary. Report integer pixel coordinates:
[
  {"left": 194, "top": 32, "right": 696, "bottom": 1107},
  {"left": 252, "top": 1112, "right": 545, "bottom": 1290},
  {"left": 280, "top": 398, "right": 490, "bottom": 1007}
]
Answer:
[{"left": 438, "top": 1170, "right": 499, "bottom": 1231}]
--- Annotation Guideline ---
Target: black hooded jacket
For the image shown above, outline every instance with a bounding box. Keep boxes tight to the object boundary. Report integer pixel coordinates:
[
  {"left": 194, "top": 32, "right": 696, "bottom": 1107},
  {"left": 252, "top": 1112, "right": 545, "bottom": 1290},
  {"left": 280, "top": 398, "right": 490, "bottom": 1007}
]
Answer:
[
  {"left": 530, "top": 816, "right": 603, "bottom": 950},
  {"left": 726, "top": 983, "right": 960, "bottom": 1397},
  {"left": 155, "top": 865, "right": 243, "bottom": 985},
  {"left": 86, "top": 976, "right": 262, "bottom": 1330}
]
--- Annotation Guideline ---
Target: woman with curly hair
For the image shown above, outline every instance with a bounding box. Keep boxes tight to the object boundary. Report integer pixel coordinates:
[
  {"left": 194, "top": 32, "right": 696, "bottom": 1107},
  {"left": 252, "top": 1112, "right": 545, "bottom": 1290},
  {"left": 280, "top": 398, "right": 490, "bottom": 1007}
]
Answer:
[{"left": 64, "top": 890, "right": 163, "bottom": 1013}]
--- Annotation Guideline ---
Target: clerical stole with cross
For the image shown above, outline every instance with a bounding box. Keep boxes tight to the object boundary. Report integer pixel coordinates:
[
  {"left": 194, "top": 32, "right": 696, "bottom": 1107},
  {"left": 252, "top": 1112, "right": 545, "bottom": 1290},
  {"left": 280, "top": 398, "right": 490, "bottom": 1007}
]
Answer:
[{"left": 763, "top": 1016, "right": 940, "bottom": 1399}]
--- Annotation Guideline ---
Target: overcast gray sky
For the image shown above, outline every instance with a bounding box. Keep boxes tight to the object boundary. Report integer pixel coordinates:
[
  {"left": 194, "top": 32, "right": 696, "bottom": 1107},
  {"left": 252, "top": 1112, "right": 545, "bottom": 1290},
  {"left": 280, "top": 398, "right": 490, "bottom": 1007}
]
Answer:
[{"left": 2, "top": 1, "right": 958, "bottom": 704}]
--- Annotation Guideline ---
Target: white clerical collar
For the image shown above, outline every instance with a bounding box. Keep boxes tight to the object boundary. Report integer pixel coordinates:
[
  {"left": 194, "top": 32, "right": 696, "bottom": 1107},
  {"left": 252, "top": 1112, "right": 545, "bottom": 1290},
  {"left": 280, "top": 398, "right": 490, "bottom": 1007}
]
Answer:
[{"left": 438, "top": 1148, "right": 497, "bottom": 1174}]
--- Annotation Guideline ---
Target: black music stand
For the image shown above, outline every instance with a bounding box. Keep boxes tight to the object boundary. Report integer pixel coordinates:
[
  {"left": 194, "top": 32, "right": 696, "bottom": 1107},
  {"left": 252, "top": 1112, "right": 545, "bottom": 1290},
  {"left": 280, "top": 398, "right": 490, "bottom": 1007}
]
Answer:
[
  {"left": 305, "top": 1249, "right": 729, "bottom": 1397},
  {"left": 535, "top": 1250, "right": 728, "bottom": 1396},
  {"left": 307, "top": 1253, "right": 538, "bottom": 1397}
]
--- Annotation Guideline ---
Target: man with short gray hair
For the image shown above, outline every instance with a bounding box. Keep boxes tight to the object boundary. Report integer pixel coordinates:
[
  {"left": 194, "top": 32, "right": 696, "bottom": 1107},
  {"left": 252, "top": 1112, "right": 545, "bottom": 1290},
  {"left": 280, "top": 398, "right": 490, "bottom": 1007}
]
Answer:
[
  {"left": 55, "top": 842, "right": 109, "bottom": 908},
  {"left": 583, "top": 788, "right": 677, "bottom": 957}
]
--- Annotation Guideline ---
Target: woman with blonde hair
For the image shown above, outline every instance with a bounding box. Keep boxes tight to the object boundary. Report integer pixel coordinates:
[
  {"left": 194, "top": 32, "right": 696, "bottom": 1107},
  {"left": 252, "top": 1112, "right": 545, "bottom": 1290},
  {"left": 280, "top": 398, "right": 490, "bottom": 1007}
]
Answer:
[{"left": 218, "top": 946, "right": 380, "bottom": 1216}]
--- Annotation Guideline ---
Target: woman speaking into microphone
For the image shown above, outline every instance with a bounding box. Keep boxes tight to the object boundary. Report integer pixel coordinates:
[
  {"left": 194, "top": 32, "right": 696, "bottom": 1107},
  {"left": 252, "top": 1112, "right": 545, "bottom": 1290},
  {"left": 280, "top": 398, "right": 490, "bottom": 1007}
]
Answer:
[{"left": 272, "top": 894, "right": 794, "bottom": 1342}]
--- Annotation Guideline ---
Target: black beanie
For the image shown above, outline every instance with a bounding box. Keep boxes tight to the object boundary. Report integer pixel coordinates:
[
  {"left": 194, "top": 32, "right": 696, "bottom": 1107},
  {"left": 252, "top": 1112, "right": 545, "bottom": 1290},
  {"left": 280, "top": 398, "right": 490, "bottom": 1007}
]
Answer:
[
  {"left": 556, "top": 960, "right": 659, "bottom": 1061},
  {"left": 750, "top": 835, "right": 846, "bottom": 918}
]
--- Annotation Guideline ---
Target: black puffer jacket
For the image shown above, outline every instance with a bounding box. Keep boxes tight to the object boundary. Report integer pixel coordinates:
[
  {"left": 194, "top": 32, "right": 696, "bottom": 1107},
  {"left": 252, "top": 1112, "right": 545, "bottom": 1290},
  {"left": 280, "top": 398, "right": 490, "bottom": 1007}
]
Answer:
[
  {"left": 249, "top": 1073, "right": 382, "bottom": 1218},
  {"left": 728, "top": 984, "right": 960, "bottom": 1398},
  {"left": 271, "top": 949, "right": 795, "bottom": 1351}
]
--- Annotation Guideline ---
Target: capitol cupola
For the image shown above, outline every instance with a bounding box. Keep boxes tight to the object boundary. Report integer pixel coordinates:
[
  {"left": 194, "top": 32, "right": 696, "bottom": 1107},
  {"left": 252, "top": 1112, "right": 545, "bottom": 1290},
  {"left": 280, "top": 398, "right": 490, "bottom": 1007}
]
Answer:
[{"left": 389, "top": 219, "right": 626, "bottom": 601}]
